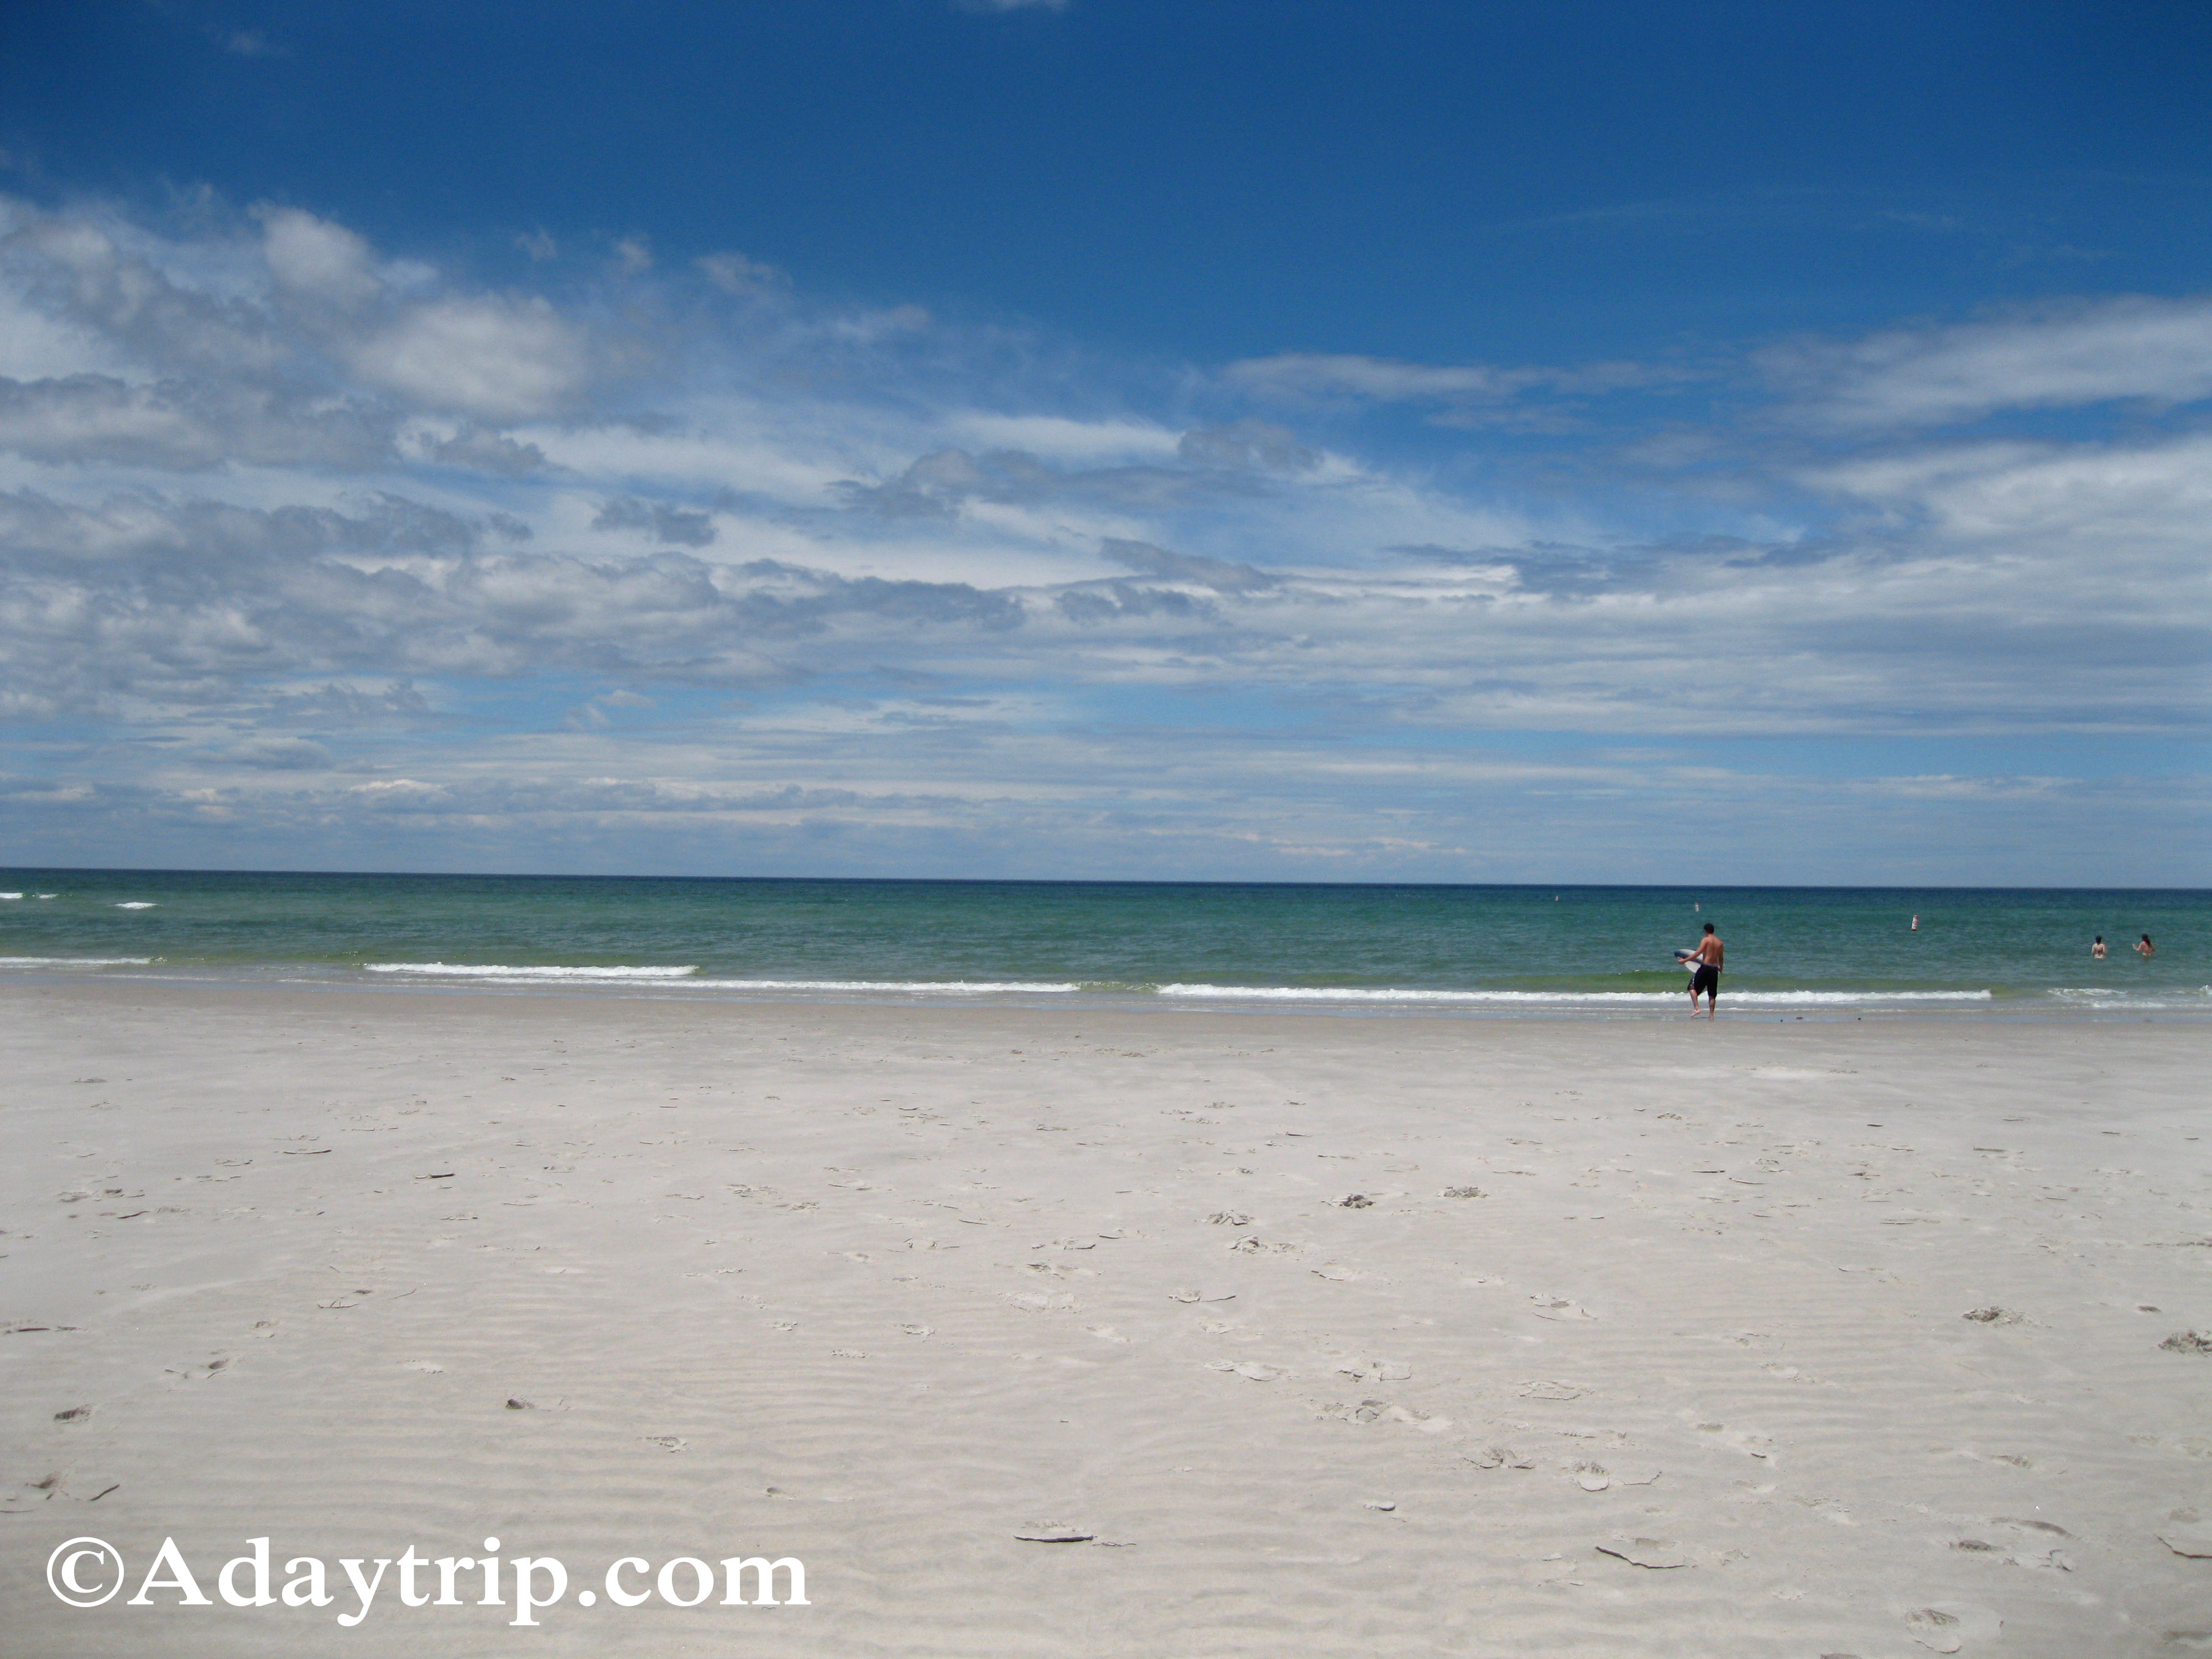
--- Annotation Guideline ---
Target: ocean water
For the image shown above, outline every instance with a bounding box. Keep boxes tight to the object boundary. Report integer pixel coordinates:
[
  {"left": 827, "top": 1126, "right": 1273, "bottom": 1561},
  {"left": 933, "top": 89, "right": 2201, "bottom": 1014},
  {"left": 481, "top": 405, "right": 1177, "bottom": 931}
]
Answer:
[{"left": 0, "top": 870, "right": 2205, "bottom": 1019}]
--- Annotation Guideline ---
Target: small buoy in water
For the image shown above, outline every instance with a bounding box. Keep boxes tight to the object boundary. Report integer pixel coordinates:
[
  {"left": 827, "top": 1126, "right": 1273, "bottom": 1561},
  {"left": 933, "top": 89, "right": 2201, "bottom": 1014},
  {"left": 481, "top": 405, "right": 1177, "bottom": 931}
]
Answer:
[{"left": 1911, "top": 915, "right": 1919, "bottom": 931}]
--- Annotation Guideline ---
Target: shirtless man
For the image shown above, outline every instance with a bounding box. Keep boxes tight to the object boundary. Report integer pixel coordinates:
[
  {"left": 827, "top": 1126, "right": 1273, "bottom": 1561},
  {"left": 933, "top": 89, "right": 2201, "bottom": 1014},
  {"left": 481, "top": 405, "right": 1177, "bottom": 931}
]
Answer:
[
  {"left": 2091, "top": 935, "right": 2107, "bottom": 959},
  {"left": 1688, "top": 922, "right": 1723, "bottom": 1018}
]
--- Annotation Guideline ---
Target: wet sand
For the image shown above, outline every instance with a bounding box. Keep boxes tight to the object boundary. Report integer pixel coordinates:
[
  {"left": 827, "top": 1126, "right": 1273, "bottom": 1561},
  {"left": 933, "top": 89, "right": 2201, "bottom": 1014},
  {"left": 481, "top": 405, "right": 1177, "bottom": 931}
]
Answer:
[{"left": 4, "top": 981, "right": 2209, "bottom": 1656}]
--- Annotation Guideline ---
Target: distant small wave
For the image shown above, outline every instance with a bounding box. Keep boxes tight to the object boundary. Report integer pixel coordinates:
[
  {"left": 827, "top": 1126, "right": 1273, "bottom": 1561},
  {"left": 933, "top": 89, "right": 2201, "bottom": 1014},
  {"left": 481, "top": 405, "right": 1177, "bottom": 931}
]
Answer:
[
  {"left": 1155, "top": 983, "right": 1995, "bottom": 1005},
  {"left": 362, "top": 964, "right": 1082, "bottom": 994},
  {"left": 364, "top": 962, "right": 700, "bottom": 980},
  {"left": 2048, "top": 985, "right": 2211, "bottom": 997},
  {"left": 0, "top": 956, "right": 153, "bottom": 967},
  {"left": 0, "top": 892, "right": 19, "bottom": 900},
  {"left": 114, "top": 901, "right": 157, "bottom": 910}
]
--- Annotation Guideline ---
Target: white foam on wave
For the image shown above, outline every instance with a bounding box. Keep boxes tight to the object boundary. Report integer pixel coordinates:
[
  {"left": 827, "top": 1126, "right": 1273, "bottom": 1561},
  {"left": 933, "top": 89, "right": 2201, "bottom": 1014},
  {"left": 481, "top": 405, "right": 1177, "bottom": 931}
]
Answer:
[
  {"left": 1155, "top": 983, "right": 1995, "bottom": 1006},
  {"left": 0, "top": 956, "right": 153, "bottom": 967},
  {"left": 114, "top": 901, "right": 157, "bottom": 910},
  {"left": 0, "top": 892, "right": 20, "bottom": 900},
  {"left": 364, "top": 962, "right": 700, "bottom": 980},
  {"left": 1702, "top": 989, "right": 1994, "bottom": 1005},
  {"left": 2049, "top": 985, "right": 2211, "bottom": 1005},
  {"left": 686, "top": 977, "right": 1081, "bottom": 995}
]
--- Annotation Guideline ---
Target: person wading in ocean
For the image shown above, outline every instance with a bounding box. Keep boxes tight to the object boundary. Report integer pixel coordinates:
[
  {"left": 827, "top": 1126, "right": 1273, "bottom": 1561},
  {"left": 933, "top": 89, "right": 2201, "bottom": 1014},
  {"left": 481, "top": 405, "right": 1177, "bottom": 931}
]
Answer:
[{"left": 1688, "top": 922, "right": 1723, "bottom": 1019}]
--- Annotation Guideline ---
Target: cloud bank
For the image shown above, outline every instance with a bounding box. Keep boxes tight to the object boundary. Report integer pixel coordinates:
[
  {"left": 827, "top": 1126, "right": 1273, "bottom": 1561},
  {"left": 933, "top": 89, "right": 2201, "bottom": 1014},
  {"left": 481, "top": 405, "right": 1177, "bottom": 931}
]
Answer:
[{"left": 0, "top": 194, "right": 2203, "bottom": 881}]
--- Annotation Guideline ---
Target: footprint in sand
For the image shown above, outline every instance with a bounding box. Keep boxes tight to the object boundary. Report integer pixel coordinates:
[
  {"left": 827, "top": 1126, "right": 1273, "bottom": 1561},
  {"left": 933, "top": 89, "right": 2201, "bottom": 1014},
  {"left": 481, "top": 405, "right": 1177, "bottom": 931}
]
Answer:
[
  {"left": 1956, "top": 1531, "right": 2071, "bottom": 1571},
  {"left": 1334, "top": 1358, "right": 1411, "bottom": 1381},
  {"left": 1904, "top": 1603, "right": 2001, "bottom": 1652},
  {"left": 1, "top": 1473, "right": 64, "bottom": 1512},
  {"left": 1570, "top": 1460, "right": 1658, "bottom": 1490},
  {"left": 1519, "top": 1380, "right": 1583, "bottom": 1401},
  {"left": 1004, "top": 1290, "right": 1077, "bottom": 1311},
  {"left": 1206, "top": 1360, "right": 1284, "bottom": 1381},
  {"left": 165, "top": 1355, "right": 234, "bottom": 1380},
  {"left": 1463, "top": 1446, "right": 1535, "bottom": 1470},
  {"left": 2161, "top": 1520, "right": 2212, "bottom": 1558},
  {"left": 1531, "top": 1296, "right": 1597, "bottom": 1321},
  {"left": 1694, "top": 1422, "right": 1773, "bottom": 1459},
  {"left": 1595, "top": 1536, "right": 1689, "bottom": 1569}
]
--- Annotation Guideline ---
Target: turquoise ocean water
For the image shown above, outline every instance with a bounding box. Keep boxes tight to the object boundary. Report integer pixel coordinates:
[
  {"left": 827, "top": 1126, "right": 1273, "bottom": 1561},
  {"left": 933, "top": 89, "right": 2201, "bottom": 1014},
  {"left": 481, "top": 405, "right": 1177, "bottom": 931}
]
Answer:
[{"left": 0, "top": 870, "right": 2205, "bottom": 1019}]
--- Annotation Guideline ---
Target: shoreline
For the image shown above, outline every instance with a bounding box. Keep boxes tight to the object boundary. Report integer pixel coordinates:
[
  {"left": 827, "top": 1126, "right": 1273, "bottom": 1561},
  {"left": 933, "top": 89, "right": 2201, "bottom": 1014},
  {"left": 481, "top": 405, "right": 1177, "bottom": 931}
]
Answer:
[
  {"left": 4, "top": 980, "right": 2209, "bottom": 1656},
  {"left": 0, "top": 964, "right": 2203, "bottom": 1025}
]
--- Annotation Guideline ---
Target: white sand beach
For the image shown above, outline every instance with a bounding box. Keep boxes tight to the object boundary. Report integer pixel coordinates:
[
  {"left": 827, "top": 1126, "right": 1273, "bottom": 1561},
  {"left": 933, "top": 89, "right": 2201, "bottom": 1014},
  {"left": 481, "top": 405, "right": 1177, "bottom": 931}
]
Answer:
[{"left": 4, "top": 981, "right": 2209, "bottom": 1657}]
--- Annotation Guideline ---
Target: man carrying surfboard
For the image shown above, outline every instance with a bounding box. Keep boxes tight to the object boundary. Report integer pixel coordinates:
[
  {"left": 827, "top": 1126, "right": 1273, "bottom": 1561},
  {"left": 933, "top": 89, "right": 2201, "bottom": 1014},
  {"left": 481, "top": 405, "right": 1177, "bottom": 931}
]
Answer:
[{"left": 1683, "top": 922, "right": 1723, "bottom": 1018}]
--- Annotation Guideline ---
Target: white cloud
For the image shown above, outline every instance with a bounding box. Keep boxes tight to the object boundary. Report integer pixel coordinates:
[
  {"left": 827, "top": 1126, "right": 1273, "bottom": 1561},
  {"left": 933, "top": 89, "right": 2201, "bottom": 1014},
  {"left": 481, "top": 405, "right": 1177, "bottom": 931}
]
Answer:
[
  {"left": 525, "top": 420, "right": 864, "bottom": 503},
  {"left": 1776, "top": 294, "right": 2212, "bottom": 427},
  {"left": 349, "top": 296, "right": 588, "bottom": 419},
  {"left": 414, "top": 422, "right": 548, "bottom": 476},
  {"left": 1225, "top": 353, "right": 1515, "bottom": 401},
  {"left": 0, "top": 286, "right": 126, "bottom": 380},
  {"left": 259, "top": 208, "right": 382, "bottom": 306},
  {"left": 1222, "top": 353, "right": 1672, "bottom": 406},
  {"left": 226, "top": 735, "right": 332, "bottom": 769},
  {"left": 1809, "top": 431, "right": 2212, "bottom": 549},
  {"left": 696, "top": 251, "right": 783, "bottom": 295},
  {"left": 0, "top": 377, "right": 217, "bottom": 467},
  {"left": 946, "top": 413, "right": 1180, "bottom": 462}
]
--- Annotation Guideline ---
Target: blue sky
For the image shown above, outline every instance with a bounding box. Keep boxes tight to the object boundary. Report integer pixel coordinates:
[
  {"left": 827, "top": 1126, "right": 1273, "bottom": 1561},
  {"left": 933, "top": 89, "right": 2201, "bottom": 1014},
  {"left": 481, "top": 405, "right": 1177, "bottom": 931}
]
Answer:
[{"left": 0, "top": 1, "right": 2205, "bottom": 882}]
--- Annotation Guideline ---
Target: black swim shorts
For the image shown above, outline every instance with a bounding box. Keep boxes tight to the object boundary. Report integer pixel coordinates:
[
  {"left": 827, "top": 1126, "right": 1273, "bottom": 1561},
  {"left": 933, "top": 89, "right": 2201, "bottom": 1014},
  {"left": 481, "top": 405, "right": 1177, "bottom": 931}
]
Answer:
[{"left": 1691, "top": 963, "right": 1719, "bottom": 998}]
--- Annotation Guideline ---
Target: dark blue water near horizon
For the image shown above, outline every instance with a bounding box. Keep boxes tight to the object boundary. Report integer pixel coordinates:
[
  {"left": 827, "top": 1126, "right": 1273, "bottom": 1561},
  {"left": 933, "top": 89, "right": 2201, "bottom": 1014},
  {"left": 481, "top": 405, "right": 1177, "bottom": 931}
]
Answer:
[{"left": 1, "top": 869, "right": 2205, "bottom": 1016}]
